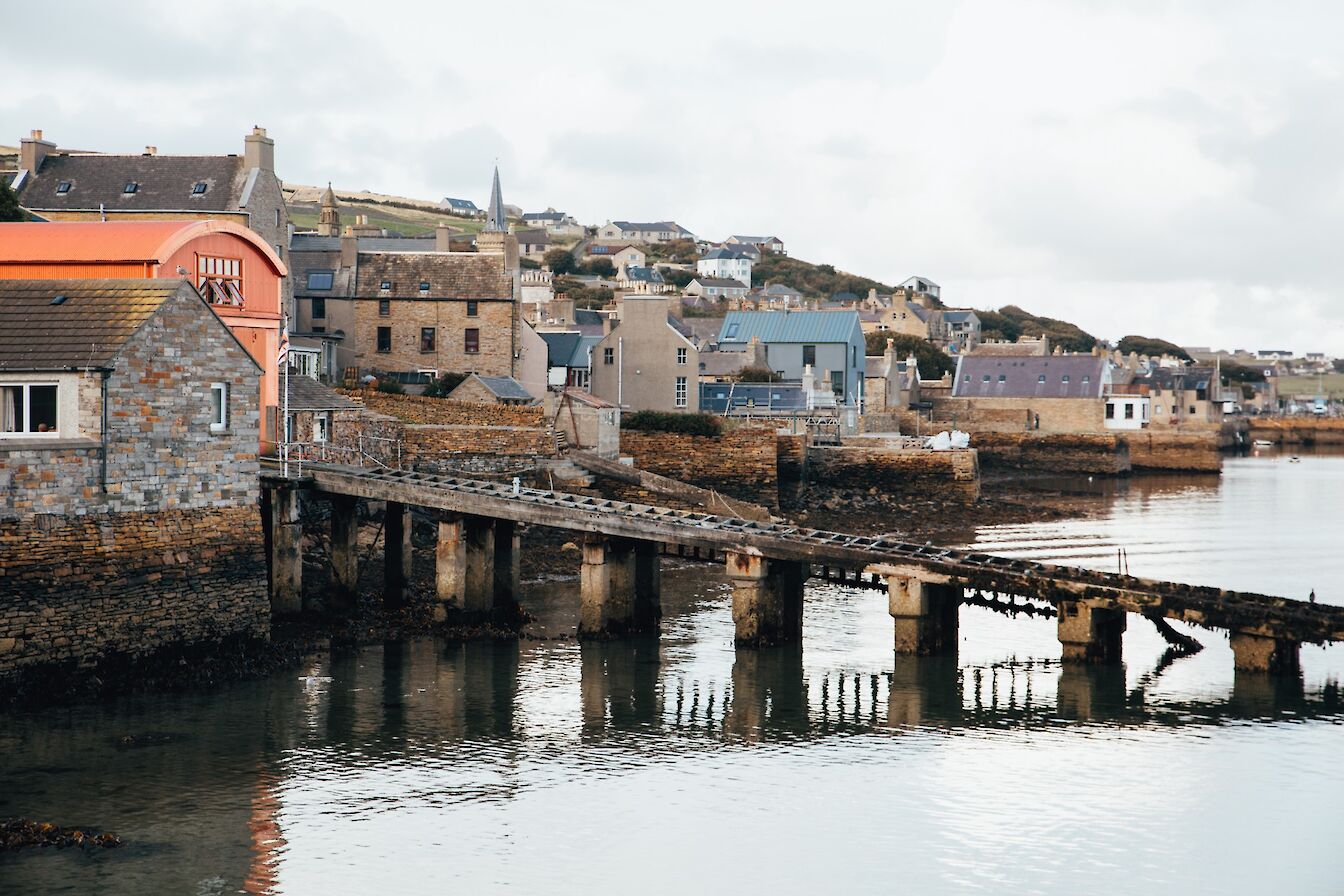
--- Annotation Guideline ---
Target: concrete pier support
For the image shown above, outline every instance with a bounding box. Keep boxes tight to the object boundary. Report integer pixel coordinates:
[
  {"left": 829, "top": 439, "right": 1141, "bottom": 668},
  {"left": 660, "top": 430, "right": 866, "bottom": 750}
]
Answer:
[
  {"left": 1057, "top": 599, "right": 1126, "bottom": 664},
  {"left": 725, "top": 551, "right": 805, "bottom": 646},
  {"left": 579, "top": 536, "right": 661, "bottom": 637},
  {"left": 328, "top": 494, "right": 360, "bottom": 614},
  {"left": 1229, "top": 630, "right": 1301, "bottom": 675},
  {"left": 1056, "top": 664, "right": 1127, "bottom": 720},
  {"left": 435, "top": 515, "right": 521, "bottom": 625},
  {"left": 383, "top": 501, "right": 413, "bottom": 609},
  {"left": 886, "top": 575, "right": 960, "bottom": 655},
  {"left": 269, "top": 486, "right": 302, "bottom": 615}
]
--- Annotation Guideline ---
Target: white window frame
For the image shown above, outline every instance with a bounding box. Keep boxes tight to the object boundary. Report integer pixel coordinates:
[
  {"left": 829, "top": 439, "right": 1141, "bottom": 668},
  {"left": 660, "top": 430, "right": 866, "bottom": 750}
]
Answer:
[
  {"left": 314, "top": 412, "right": 331, "bottom": 443},
  {"left": 677, "top": 347, "right": 688, "bottom": 366},
  {"left": 209, "top": 382, "right": 228, "bottom": 432},
  {"left": 0, "top": 381, "right": 60, "bottom": 438},
  {"left": 675, "top": 376, "right": 688, "bottom": 408}
]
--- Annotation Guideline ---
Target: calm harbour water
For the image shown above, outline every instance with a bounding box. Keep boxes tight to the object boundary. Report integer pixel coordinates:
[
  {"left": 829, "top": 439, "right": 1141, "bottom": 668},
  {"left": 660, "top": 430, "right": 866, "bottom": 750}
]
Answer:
[{"left": 3, "top": 450, "right": 1342, "bottom": 895}]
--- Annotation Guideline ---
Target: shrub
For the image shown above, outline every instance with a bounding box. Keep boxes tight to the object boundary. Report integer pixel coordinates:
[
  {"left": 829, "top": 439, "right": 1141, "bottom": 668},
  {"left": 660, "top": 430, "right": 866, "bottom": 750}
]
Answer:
[
  {"left": 737, "top": 366, "right": 781, "bottom": 383},
  {"left": 623, "top": 410, "right": 722, "bottom": 437},
  {"left": 376, "top": 378, "right": 405, "bottom": 394},
  {"left": 543, "top": 248, "right": 576, "bottom": 274},
  {"left": 423, "top": 371, "right": 468, "bottom": 397},
  {"left": 863, "top": 332, "right": 956, "bottom": 378}
]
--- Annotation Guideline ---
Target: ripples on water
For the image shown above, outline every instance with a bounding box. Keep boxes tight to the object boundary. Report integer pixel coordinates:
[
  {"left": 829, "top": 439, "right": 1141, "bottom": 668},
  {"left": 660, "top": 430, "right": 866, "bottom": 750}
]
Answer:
[{"left": 2, "top": 453, "right": 1342, "bottom": 895}]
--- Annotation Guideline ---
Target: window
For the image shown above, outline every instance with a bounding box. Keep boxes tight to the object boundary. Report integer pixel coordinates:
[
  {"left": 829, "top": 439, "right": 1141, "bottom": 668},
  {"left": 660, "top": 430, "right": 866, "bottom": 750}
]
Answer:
[
  {"left": 420, "top": 327, "right": 436, "bottom": 353},
  {"left": 802, "top": 345, "right": 816, "bottom": 367},
  {"left": 1155, "top": 405, "right": 1163, "bottom": 415},
  {"left": 466, "top": 300, "right": 479, "bottom": 317},
  {"left": 306, "top": 271, "right": 334, "bottom": 291},
  {"left": 1061, "top": 375, "right": 1070, "bottom": 383},
  {"left": 1188, "top": 405, "right": 1196, "bottom": 414},
  {"left": 725, "top": 322, "right": 740, "bottom": 339},
  {"left": 464, "top": 328, "right": 480, "bottom": 354},
  {"left": 56, "top": 181, "right": 71, "bottom": 195},
  {"left": 274, "top": 209, "right": 281, "bottom": 226},
  {"left": 1105, "top": 402, "right": 1115, "bottom": 420},
  {"left": 1037, "top": 374, "right": 1046, "bottom": 383},
  {"left": 380, "top": 280, "right": 392, "bottom": 292},
  {"left": 196, "top": 255, "right": 244, "bottom": 307},
  {"left": 677, "top": 347, "right": 687, "bottom": 365},
  {"left": 209, "top": 383, "right": 228, "bottom": 432},
  {"left": 314, "top": 413, "right": 331, "bottom": 443},
  {"left": 1124, "top": 403, "right": 1134, "bottom": 419},
  {"left": 0, "top": 383, "right": 58, "bottom": 436},
  {"left": 830, "top": 370, "right": 844, "bottom": 396},
  {"left": 123, "top": 182, "right": 138, "bottom": 194},
  {"left": 1142, "top": 404, "right": 1149, "bottom": 420},
  {"left": 1082, "top": 375, "right": 1091, "bottom": 384},
  {"left": 192, "top": 182, "right": 208, "bottom": 195},
  {"left": 312, "top": 326, "right": 326, "bottom": 334},
  {"left": 311, "top": 297, "right": 326, "bottom": 319},
  {"left": 998, "top": 374, "right": 1006, "bottom": 382},
  {"left": 963, "top": 374, "right": 971, "bottom": 382},
  {"left": 675, "top": 376, "right": 688, "bottom": 408},
  {"left": 419, "top": 281, "right": 431, "bottom": 292},
  {"left": 982, "top": 374, "right": 991, "bottom": 383},
  {"left": 378, "top": 298, "right": 390, "bottom": 316},
  {"left": 377, "top": 326, "right": 392, "bottom": 353},
  {"left": 604, "top": 347, "right": 614, "bottom": 365}
]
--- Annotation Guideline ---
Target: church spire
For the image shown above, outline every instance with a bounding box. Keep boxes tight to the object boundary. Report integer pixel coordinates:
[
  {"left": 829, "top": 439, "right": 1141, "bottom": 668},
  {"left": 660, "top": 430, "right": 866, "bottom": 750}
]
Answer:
[
  {"left": 485, "top": 165, "right": 507, "bottom": 233},
  {"left": 316, "top": 181, "right": 341, "bottom": 236}
]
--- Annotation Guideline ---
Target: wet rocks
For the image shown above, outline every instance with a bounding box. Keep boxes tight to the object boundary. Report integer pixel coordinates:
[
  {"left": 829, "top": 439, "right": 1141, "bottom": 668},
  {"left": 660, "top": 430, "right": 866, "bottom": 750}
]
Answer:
[{"left": 1, "top": 819, "right": 122, "bottom": 852}]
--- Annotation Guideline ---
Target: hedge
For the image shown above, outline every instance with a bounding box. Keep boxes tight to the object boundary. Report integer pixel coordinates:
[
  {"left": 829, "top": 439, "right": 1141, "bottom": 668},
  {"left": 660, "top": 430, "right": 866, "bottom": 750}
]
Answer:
[{"left": 622, "top": 410, "right": 722, "bottom": 437}]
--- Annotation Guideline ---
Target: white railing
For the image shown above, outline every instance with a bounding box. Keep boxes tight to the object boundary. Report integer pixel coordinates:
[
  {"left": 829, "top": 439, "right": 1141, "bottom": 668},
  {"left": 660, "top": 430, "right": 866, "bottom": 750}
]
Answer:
[{"left": 281, "top": 435, "right": 403, "bottom": 477}]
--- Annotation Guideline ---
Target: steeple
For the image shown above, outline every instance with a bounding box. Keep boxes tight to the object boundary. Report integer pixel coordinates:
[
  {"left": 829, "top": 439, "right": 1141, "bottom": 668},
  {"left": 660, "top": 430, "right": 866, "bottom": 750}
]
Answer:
[
  {"left": 485, "top": 165, "right": 507, "bottom": 233},
  {"left": 316, "top": 182, "right": 341, "bottom": 237}
]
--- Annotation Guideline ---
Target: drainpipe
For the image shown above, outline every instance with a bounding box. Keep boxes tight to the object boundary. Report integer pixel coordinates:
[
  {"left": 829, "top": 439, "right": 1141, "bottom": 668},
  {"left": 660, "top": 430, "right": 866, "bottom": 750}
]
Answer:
[
  {"left": 99, "top": 369, "right": 110, "bottom": 492},
  {"left": 617, "top": 336, "right": 624, "bottom": 407}
]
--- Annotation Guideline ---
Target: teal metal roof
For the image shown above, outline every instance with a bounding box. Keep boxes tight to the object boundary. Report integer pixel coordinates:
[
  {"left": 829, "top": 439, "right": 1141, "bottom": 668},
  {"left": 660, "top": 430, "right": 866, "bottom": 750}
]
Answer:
[{"left": 718, "top": 310, "right": 862, "bottom": 346}]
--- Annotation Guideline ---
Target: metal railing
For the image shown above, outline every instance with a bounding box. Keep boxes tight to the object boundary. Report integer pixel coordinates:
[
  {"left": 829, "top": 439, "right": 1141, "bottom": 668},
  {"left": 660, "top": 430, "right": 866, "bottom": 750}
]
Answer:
[{"left": 279, "top": 435, "right": 403, "bottom": 477}]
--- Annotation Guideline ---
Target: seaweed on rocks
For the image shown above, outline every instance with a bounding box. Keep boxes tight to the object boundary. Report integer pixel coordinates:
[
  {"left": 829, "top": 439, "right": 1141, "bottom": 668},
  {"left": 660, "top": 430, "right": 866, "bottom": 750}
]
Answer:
[{"left": 1, "top": 818, "right": 122, "bottom": 852}]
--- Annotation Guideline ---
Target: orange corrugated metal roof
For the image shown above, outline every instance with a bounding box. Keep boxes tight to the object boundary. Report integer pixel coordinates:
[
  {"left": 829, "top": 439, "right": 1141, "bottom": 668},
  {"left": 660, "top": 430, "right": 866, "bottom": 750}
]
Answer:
[{"left": 0, "top": 220, "right": 287, "bottom": 274}]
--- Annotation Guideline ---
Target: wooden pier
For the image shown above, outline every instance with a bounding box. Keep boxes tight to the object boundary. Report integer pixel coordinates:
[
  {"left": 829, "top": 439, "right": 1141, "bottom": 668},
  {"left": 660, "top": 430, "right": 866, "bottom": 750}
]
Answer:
[{"left": 262, "top": 462, "right": 1344, "bottom": 674}]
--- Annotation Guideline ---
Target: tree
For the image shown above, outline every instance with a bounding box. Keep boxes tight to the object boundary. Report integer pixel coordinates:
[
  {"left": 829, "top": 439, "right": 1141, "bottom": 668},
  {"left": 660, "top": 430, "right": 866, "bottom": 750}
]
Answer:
[
  {"left": 864, "top": 332, "right": 955, "bottom": 378},
  {"left": 663, "top": 238, "right": 699, "bottom": 264},
  {"left": 975, "top": 305, "right": 1097, "bottom": 353},
  {"left": 578, "top": 258, "right": 615, "bottom": 278},
  {"left": 661, "top": 268, "right": 695, "bottom": 289},
  {"left": 737, "top": 366, "right": 781, "bottom": 383},
  {"left": 543, "top": 248, "right": 575, "bottom": 275},
  {"left": 1116, "top": 335, "right": 1192, "bottom": 361},
  {"left": 1221, "top": 361, "right": 1266, "bottom": 384},
  {"left": 0, "top": 179, "right": 23, "bottom": 222}
]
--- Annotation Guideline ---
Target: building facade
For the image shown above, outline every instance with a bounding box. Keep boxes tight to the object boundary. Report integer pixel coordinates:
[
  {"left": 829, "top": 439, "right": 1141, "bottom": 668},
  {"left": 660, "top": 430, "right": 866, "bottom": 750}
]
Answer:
[{"left": 590, "top": 296, "right": 699, "bottom": 412}]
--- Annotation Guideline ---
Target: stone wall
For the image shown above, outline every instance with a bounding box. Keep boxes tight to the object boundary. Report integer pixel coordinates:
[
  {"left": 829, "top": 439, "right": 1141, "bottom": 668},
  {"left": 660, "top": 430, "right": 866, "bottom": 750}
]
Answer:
[
  {"left": 1248, "top": 418, "right": 1344, "bottom": 445},
  {"left": 808, "top": 446, "right": 980, "bottom": 502},
  {"left": 971, "top": 432, "right": 1131, "bottom": 475},
  {"left": 0, "top": 506, "right": 268, "bottom": 674},
  {"left": 341, "top": 391, "right": 547, "bottom": 428},
  {"left": 353, "top": 296, "right": 516, "bottom": 377},
  {"left": 776, "top": 434, "right": 807, "bottom": 504},
  {"left": 1123, "top": 431, "right": 1223, "bottom": 472},
  {"left": 929, "top": 396, "right": 1103, "bottom": 434},
  {"left": 403, "top": 424, "right": 553, "bottom": 463},
  {"left": 618, "top": 426, "right": 779, "bottom": 508}
]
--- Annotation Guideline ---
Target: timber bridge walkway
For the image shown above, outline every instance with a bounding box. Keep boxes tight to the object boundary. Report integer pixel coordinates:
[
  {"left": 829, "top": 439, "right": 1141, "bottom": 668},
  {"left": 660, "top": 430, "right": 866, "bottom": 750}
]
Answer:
[{"left": 261, "top": 462, "right": 1344, "bottom": 674}]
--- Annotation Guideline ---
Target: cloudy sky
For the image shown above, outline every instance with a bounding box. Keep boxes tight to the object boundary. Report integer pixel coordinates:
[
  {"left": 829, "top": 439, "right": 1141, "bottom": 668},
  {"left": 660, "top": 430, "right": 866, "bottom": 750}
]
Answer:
[{"left": 6, "top": 0, "right": 1343, "bottom": 353}]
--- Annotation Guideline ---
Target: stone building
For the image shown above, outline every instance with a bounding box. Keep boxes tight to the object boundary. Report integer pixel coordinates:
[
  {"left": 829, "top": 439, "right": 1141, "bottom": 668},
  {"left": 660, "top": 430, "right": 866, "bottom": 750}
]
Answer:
[
  {"left": 948, "top": 354, "right": 1112, "bottom": 433},
  {"left": 0, "top": 279, "right": 268, "bottom": 675},
  {"left": 590, "top": 296, "right": 700, "bottom": 412},
  {"left": 0, "top": 219, "right": 288, "bottom": 448},
  {"left": 10, "top": 127, "right": 292, "bottom": 314},
  {"left": 1132, "top": 365, "right": 1223, "bottom": 427}
]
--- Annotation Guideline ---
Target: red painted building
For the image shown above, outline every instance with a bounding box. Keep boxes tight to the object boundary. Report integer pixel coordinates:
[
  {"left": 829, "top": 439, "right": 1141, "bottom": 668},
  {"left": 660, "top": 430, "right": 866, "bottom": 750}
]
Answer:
[{"left": 0, "top": 220, "right": 287, "bottom": 445}]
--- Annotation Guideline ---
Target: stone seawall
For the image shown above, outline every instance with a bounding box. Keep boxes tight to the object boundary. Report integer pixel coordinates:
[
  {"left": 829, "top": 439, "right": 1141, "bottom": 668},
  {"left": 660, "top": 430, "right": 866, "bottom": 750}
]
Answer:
[
  {"left": 619, "top": 427, "right": 779, "bottom": 508},
  {"left": 1123, "top": 431, "right": 1223, "bottom": 472},
  {"left": 1248, "top": 418, "right": 1344, "bottom": 445},
  {"left": 971, "top": 433, "right": 1131, "bottom": 475},
  {"left": 808, "top": 447, "right": 980, "bottom": 502},
  {"left": 0, "top": 507, "right": 269, "bottom": 675}
]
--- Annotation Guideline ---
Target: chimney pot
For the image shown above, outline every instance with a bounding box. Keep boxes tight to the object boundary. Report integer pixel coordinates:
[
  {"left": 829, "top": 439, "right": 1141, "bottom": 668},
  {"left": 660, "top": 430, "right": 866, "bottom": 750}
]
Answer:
[
  {"left": 32, "top": 129, "right": 42, "bottom": 140},
  {"left": 145, "top": 145, "right": 157, "bottom": 156}
]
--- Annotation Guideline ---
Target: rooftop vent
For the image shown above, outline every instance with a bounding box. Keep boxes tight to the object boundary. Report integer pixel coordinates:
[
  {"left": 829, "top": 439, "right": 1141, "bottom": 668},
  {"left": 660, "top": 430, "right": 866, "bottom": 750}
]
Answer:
[{"left": 50, "top": 294, "right": 68, "bottom": 305}]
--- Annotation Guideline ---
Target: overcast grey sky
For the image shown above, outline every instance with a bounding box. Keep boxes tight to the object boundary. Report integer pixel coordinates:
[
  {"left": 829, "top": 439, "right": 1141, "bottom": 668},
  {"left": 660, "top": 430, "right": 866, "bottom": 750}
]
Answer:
[{"left": 6, "top": 0, "right": 1343, "bottom": 353}]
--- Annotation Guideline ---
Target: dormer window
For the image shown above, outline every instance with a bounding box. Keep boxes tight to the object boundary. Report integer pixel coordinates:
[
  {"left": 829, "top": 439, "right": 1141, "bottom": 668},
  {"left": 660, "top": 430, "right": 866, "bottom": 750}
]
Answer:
[
  {"left": 379, "top": 280, "right": 392, "bottom": 292},
  {"left": 123, "top": 182, "right": 138, "bottom": 194},
  {"left": 419, "top": 281, "right": 431, "bottom": 292},
  {"left": 55, "top": 181, "right": 71, "bottom": 195},
  {"left": 192, "top": 182, "right": 208, "bottom": 195}
]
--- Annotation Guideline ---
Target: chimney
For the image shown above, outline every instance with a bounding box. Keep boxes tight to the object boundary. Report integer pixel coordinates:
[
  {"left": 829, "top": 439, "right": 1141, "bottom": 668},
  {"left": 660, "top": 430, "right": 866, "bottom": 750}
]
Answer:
[
  {"left": 20, "top": 128, "right": 56, "bottom": 173},
  {"left": 749, "top": 336, "right": 767, "bottom": 369},
  {"left": 802, "top": 364, "right": 815, "bottom": 396},
  {"left": 243, "top": 126, "right": 275, "bottom": 172},
  {"left": 435, "top": 223, "right": 452, "bottom": 252},
  {"left": 667, "top": 293, "right": 683, "bottom": 320},
  {"left": 340, "top": 226, "right": 358, "bottom": 268},
  {"left": 144, "top": 145, "right": 157, "bottom": 156}
]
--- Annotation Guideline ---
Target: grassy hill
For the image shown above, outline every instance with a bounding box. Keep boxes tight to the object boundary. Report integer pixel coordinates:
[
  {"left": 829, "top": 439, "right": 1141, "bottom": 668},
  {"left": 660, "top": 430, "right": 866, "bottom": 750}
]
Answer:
[
  {"left": 750, "top": 253, "right": 902, "bottom": 300},
  {"left": 977, "top": 305, "right": 1097, "bottom": 352}
]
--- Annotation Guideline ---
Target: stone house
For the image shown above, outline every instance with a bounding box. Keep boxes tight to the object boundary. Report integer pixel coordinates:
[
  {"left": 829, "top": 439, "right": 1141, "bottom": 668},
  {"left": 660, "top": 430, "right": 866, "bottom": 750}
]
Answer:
[
  {"left": 618, "top": 265, "right": 672, "bottom": 294},
  {"left": 716, "top": 310, "right": 866, "bottom": 406},
  {"left": 11, "top": 127, "right": 292, "bottom": 313},
  {"left": 586, "top": 243, "right": 646, "bottom": 273},
  {"left": 864, "top": 343, "right": 921, "bottom": 414},
  {"left": 949, "top": 354, "right": 1111, "bottom": 433},
  {"left": 1132, "top": 365, "right": 1223, "bottom": 427},
  {"left": 0, "top": 279, "right": 268, "bottom": 674},
  {"left": 943, "top": 309, "right": 982, "bottom": 352},
  {"left": 546, "top": 388, "right": 620, "bottom": 457},
  {"left": 514, "top": 228, "right": 550, "bottom": 261},
  {"left": 590, "top": 296, "right": 700, "bottom": 412},
  {"left": 283, "top": 374, "right": 363, "bottom": 452},
  {"left": 446, "top": 373, "right": 539, "bottom": 406},
  {"left": 0, "top": 219, "right": 288, "bottom": 448}
]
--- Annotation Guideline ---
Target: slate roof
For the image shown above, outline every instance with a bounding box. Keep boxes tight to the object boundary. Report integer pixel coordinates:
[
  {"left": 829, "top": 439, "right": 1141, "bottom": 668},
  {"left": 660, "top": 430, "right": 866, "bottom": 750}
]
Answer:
[
  {"left": 290, "top": 234, "right": 435, "bottom": 253},
  {"left": 587, "top": 243, "right": 640, "bottom": 256},
  {"left": 622, "top": 266, "right": 664, "bottom": 283},
  {"left": 475, "top": 375, "right": 535, "bottom": 401},
  {"left": 728, "top": 235, "right": 781, "bottom": 245},
  {"left": 718, "top": 310, "right": 863, "bottom": 347},
  {"left": 759, "top": 283, "right": 802, "bottom": 298},
  {"left": 442, "top": 197, "right": 478, "bottom": 210},
  {"left": 353, "top": 253, "right": 512, "bottom": 299},
  {"left": 541, "top": 331, "right": 581, "bottom": 368},
  {"left": 952, "top": 355, "right": 1106, "bottom": 399},
  {"left": 701, "top": 247, "right": 750, "bottom": 261},
  {"left": 513, "top": 228, "right": 550, "bottom": 245},
  {"left": 17, "top": 154, "right": 246, "bottom": 212},
  {"left": 691, "top": 277, "right": 748, "bottom": 289},
  {"left": 943, "top": 310, "right": 979, "bottom": 324},
  {"left": 523, "top": 210, "right": 567, "bottom": 222},
  {"left": 0, "top": 279, "right": 198, "bottom": 371},
  {"left": 698, "top": 351, "right": 751, "bottom": 377},
  {"left": 969, "top": 341, "right": 1047, "bottom": 357},
  {"left": 611, "top": 221, "right": 691, "bottom": 235},
  {"left": 286, "top": 376, "right": 362, "bottom": 411}
]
